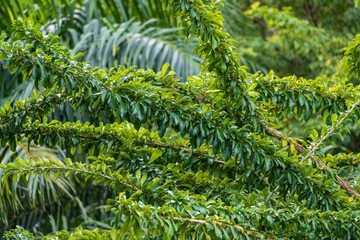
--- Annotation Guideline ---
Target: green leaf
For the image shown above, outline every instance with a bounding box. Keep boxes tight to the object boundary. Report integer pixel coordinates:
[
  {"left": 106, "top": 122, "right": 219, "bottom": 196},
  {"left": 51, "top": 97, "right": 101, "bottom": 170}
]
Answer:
[
  {"left": 159, "top": 63, "right": 170, "bottom": 77},
  {"left": 70, "top": 147, "right": 76, "bottom": 155},
  {"left": 214, "top": 226, "right": 222, "bottom": 238},
  {"left": 298, "top": 95, "right": 306, "bottom": 106},
  {"left": 149, "top": 149, "right": 163, "bottom": 164},
  {"left": 331, "top": 114, "right": 338, "bottom": 126},
  {"left": 136, "top": 169, "right": 141, "bottom": 181}
]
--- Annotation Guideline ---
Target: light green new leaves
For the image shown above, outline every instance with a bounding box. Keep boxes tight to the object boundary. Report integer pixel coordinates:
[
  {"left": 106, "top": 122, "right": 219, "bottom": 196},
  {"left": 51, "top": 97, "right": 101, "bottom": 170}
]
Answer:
[{"left": 149, "top": 149, "right": 163, "bottom": 164}]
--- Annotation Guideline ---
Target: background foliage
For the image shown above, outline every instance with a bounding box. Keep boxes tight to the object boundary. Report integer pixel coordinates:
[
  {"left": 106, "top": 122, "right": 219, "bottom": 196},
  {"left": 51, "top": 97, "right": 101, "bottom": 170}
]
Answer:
[{"left": 0, "top": 0, "right": 360, "bottom": 239}]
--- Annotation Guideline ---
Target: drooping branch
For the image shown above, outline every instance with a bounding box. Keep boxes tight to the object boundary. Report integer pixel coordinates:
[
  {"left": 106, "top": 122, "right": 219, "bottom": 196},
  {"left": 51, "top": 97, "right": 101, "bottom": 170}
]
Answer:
[
  {"left": 0, "top": 158, "right": 140, "bottom": 192},
  {"left": 20, "top": 120, "right": 225, "bottom": 165},
  {"left": 111, "top": 190, "right": 360, "bottom": 239},
  {"left": 253, "top": 73, "right": 360, "bottom": 121}
]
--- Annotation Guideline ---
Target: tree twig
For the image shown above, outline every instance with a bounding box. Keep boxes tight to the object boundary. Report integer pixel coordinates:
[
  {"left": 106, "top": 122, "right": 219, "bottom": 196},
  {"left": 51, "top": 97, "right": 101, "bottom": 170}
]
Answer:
[
  {"left": 301, "top": 99, "right": 360, "bottom": 162},
  {"left": 264, "top": 125, "right": 360, "bottom": 197}
]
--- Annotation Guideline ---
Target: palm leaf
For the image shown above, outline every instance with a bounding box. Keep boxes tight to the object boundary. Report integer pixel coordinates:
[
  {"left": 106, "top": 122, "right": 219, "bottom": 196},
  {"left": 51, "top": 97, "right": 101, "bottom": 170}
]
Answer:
[
  {"left": 0, "top": 141, "right": 75, "bottom": 231},
  {"left": 71, "top": 19, "right": 200, "bottom": 80}
]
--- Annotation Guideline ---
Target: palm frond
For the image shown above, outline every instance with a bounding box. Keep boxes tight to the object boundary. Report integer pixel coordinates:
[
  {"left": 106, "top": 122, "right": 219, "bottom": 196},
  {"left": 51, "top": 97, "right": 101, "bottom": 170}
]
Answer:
[
  {"left": 0, "top": 141, "right": 74, "bottom": 231},
  {"left": 0, "top": 63, "right": 33, "bottom": 106},
  {"left": 71, "top": 19, "right": 200, "bottom": 80},
  {"left": 86, "top": 0, "right": 175, "bottom": 26}
]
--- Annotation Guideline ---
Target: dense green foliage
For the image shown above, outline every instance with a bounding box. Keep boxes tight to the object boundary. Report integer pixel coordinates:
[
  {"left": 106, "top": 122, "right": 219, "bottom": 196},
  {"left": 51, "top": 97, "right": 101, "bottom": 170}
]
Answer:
[{"left": 0, "top": 0, "right": 360, "bottom": 239}]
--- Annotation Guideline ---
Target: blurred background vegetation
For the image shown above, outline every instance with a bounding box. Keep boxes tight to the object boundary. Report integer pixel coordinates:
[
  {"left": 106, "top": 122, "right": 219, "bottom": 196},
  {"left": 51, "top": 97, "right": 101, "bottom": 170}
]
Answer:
[{"left": 0, "top": 0, "right": 360, "bottom": 235}]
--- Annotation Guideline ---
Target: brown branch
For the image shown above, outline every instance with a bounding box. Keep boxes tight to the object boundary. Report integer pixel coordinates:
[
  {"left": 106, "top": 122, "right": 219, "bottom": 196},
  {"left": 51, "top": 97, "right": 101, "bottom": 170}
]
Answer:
[
  {"left": 264, "top": 125, "right": 360, "bottom": 197},
  {"left": 303, "top": 2, "right": 318, "bottom": 27},
  {"left": 254, "top": 18, "right": 269, "bottom": 40},
  {"left": 266, "top": 185, "right": 279, "bottom": 202}
]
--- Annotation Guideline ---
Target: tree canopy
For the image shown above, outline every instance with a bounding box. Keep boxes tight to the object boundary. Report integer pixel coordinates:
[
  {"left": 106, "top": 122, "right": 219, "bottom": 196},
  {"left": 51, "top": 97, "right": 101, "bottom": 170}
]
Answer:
[{"left": 0, "top": 0, "right": 360, "bottom": 239}]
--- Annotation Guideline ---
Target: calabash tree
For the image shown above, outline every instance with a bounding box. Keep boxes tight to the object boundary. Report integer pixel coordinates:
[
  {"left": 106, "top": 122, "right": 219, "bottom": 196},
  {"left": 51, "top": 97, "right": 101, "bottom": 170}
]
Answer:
[{"left": 1, "top": 1, "right": 360, "bottom": 239}]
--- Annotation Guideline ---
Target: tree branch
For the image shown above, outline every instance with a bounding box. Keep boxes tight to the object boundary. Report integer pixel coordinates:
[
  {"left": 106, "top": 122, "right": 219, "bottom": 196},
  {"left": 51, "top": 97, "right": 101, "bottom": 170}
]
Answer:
[{"left": 264, "top": 125, "right": 360, "bottom": 197}]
